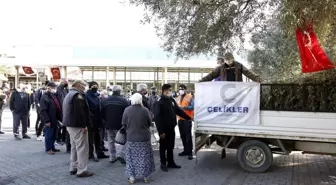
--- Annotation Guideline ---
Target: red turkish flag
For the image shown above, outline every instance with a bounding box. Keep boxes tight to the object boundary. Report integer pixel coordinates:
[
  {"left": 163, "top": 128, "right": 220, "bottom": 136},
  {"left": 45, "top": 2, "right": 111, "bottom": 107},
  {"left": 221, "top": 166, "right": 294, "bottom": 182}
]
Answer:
[
  {"left": 22, "top": 66, "right": 34, "bottom": 74},
  {"left": 50, "top": 67, "right": 61, "bottom": 80},
  {"left": 296, "top": 20, "right": 334, "bottom": 73}
]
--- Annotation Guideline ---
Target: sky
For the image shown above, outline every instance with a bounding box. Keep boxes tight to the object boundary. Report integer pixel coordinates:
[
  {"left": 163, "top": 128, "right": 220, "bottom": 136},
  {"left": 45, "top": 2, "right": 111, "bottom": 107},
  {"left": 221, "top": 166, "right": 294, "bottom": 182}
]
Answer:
[
  {"left": 0, "top": 0, "right": 248, "bottom": 66},
  {"left": 0, "top": 0, "right": 159, "bottom": 47}
]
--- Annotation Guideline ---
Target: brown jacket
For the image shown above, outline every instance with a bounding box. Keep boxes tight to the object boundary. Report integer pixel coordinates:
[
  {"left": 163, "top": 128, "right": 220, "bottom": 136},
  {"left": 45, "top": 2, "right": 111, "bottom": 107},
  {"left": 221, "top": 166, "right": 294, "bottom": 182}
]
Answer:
[{"left": 199, "top": 61, "right": 261, "bottom": 82}]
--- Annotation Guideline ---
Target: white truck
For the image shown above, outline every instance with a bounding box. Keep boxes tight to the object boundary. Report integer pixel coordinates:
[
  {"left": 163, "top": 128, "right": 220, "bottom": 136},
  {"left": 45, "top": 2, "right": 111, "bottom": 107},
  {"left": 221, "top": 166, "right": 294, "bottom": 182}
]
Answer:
[{"left": 194, "top": 82, "right": 336, "bottom": 173}]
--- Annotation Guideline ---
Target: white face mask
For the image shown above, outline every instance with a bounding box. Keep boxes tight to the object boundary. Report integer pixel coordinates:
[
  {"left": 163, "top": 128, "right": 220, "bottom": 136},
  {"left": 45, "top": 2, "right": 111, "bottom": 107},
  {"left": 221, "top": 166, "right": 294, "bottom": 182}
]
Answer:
[
  {"left": 179, "top": 90, "right": 185, "bottom": 95},
  {"left": 168, "top": 92, "right": 173, "bottom": 97},
  {"left": 108, "top": 92, "right": 112, "bottom": 96},
  {"left": 51, "top": 89, "right": 57, "bottom": 94}
]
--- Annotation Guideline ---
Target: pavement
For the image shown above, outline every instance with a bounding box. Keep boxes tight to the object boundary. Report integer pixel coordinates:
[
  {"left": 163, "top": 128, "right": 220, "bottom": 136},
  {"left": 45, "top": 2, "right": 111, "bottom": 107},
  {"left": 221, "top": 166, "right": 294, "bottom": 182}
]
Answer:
[{"left": 1, "top": 108, "right": 336, "bottom": 185}]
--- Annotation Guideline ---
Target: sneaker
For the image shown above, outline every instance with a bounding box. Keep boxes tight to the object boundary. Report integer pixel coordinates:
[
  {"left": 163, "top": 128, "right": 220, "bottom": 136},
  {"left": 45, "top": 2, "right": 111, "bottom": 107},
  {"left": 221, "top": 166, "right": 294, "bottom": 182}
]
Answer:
[
  {"left": 14, "top": 135, "right": 22, "bottom": 140},
  {"left": 188, "top": 155, "right": 193, "bottom": 160},
  {"left": 117, "top": 157, "right": 126, "bottom": 165},
  {"left": 22, "top": 134, "right": 31, "bottom": 139},
  {"left": 36, "top": 136, "right": 43, "bottom": 141},
  {"left": 0, "top": 131, "right": 5, "bottom": 134},
  {"left": 76, "top": 171, "right": 94, "bottom": 178}
]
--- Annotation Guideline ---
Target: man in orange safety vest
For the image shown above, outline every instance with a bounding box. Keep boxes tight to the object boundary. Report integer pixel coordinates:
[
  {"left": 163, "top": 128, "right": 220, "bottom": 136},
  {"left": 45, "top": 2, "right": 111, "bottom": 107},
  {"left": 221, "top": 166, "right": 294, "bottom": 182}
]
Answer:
[{"left": 176, "top": 84, "right": 194, "bottom": 160}]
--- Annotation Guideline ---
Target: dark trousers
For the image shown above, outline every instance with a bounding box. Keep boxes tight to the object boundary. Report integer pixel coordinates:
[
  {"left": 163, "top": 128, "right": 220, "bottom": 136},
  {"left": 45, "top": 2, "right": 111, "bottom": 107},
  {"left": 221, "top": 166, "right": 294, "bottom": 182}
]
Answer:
[
  {"left": 56, "top": 126, "right": 67, "bottom": 142},
  {"left": 178, "top": 120, "right": 193, "bottom": 155},
  {"left": 35, "top": 113, "right": 44, "bottom": 137},
  {"left": 100, "top": 127, "right": 106, "bottom": 149},
  {"left": 13, "top": 112, "right": 28, "bottom": 136},
  {"left": 88, "top": 127, "right": 103, "bottom": 157},
  {"left": 159, "top": 130, "right": 176, "bottom": 165},
  {"left": 65, "top": 131, "right": 71, "bottom": 151},
  {"left": 44, "top": 127, "right": 56, "bottom": 151}
]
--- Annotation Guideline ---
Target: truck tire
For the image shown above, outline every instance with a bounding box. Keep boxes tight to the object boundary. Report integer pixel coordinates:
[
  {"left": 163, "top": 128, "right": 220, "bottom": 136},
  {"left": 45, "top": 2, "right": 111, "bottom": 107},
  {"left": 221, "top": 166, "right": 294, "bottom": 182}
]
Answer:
[{"left": 237, "top": 140, "right": 273, "bottom": 173}]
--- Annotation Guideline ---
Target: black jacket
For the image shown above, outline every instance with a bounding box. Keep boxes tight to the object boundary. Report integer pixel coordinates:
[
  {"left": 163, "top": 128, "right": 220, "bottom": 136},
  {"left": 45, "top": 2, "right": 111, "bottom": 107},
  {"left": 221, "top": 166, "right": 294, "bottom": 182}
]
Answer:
[
  {"left": 9, "top": 90, "right": 31, "bottom": 114},
  {"left": 35, "top": 88, "right": 46, "bottom": 113},
  {"left": 85, "top": 90, "right": 102, "bottom": 128},
  {"left": 142, "top": 94, "right": 150, "bottom": 111},
  {"left": 40, "top": 91, "right": 62, "bottom": 128},
  {"left": 56, "top": 85, "right": 69, "bottom": 107},
  {"left": 154, "top": 95, "right": 191, "bottom": 134},
  {"left": 101, "top": 95, "right": 129, "bottom": 130}
]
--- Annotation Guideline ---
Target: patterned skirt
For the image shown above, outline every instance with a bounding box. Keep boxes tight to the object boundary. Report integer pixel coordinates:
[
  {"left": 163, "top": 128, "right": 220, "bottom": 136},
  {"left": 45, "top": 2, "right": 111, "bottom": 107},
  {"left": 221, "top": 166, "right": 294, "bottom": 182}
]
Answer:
[{"left": 125, "top": 141, "right": 155, "bottom": 178}]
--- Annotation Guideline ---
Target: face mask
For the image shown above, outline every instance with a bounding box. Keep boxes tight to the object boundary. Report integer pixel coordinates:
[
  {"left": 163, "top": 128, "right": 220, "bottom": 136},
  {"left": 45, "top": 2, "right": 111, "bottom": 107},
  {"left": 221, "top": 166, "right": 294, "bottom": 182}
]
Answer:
[
  {"left": 63, "top": 83, "right": 68, "bottom": 88},
  {"left": 51, "top": 89, "right": 57, "bottom": 94},
  {"left": 179, "top": 90, "right": 185, "bottom": 95},
  {"left": 91, "top": 88, "right": 98, "bottom": 93},
  {"left": 168, "top": 92, "right": 173, "bottom": 97},
  {"left": 108, "top": 92, "right": 112, "bottom": 96}
]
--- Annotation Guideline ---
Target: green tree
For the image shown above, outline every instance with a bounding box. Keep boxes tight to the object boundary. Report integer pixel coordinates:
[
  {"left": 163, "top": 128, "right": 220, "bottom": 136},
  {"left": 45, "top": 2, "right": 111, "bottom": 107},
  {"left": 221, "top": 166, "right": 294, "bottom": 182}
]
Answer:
[{"left": 128, "top": 0, "right": 335, "bottom": 56}]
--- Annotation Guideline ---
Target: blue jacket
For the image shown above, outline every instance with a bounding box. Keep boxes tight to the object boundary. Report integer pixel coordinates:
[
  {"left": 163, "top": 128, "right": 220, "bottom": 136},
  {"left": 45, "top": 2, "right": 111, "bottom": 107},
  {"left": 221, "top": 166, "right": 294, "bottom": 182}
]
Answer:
[{"left": 85, "top": 90, "right": 102, "bottom": 128}]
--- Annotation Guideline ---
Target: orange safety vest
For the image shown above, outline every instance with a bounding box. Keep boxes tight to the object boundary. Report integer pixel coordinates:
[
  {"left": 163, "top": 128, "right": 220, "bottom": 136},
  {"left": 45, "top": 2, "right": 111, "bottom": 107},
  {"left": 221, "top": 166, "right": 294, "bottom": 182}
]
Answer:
[{"left": 177, "top": 93, "right": 194, "bottom": 120}]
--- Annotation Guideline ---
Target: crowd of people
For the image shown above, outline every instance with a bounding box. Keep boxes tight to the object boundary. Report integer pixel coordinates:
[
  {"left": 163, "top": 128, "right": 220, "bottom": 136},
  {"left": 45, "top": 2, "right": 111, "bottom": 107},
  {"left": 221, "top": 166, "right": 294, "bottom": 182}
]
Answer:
[
  {"left": 0, "top": 52, "right": 261, "bottom": 183},
  {"left": 0, "top": 79, "right": 195, "bottom": 183}
]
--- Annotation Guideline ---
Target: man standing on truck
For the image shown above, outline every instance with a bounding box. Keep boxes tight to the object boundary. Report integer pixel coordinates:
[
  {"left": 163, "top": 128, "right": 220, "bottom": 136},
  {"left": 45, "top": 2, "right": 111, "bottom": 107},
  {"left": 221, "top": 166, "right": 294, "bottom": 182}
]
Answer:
[
  {"left": 176, "top": 84, "right": 194, "bottom": 160},
  {"left": 199, "top": 52, "right": 262, "bottom": 82},
  {"left": 154, "top": 84, "right": 192, "bottom": 172}
]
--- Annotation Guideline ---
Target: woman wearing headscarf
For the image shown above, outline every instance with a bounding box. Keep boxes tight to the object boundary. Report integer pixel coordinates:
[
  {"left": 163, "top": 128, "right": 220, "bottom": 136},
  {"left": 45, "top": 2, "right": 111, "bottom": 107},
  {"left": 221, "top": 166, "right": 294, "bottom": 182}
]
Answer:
[{"left": 122, "top": 93, "right": 155, "bottom": 184}]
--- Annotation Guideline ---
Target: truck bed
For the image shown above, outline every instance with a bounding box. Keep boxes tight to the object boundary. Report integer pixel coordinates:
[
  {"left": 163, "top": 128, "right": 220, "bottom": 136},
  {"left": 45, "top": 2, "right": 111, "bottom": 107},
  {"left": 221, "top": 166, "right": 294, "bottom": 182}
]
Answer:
[{"left": 195, "top": 110, "right": 336, "bottom": 143}]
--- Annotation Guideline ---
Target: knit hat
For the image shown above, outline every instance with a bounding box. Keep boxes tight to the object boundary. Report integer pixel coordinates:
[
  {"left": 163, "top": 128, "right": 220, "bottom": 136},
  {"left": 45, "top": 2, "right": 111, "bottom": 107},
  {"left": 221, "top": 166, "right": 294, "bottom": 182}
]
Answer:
[{"left": 88, "top": 81, "right": 98, "bottom": 88}]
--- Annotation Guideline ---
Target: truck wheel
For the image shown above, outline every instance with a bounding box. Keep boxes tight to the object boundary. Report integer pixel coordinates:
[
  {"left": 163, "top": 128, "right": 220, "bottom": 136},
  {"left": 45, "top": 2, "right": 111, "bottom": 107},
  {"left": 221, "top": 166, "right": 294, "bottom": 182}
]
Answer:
[{"left": 237, "top": 140, "right": 273, "bottom": 173}]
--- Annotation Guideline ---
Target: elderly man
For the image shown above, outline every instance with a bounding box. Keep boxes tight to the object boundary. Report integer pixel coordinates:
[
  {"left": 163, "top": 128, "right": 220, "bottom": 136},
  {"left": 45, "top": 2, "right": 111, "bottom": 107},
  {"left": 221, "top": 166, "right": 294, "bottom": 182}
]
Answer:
[
  {"left": 56, "top": 78, "right": 69, "bottom": 147},
  {"left": 63, "top": 80, "right": 93, "bottom": 177},
  {"left": 39, "top": 82, "right": 62, "bottom": 155},
  {"left": 199, "top": 52, "right": 262, "bottom": 82},
  {"left": 101, "top": 85, "right": 129, "bottom": 164},
  {"left": 148, "top": 86, "right": 159, "bottom": 112},
  {"left": 9, "top": 85, "right": 31, "bottom": 140},
  {"left": 137, "top": 83, "right": 150, "bottom": 111}
]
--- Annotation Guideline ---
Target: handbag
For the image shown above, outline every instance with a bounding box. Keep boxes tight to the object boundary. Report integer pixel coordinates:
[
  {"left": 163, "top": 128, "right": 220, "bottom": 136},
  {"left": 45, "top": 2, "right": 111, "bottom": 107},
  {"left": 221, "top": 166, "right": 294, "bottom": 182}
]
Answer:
[{"left": 115, "top": 127, "right": 126, "bottom": 145}]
